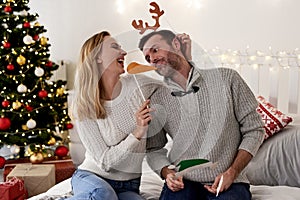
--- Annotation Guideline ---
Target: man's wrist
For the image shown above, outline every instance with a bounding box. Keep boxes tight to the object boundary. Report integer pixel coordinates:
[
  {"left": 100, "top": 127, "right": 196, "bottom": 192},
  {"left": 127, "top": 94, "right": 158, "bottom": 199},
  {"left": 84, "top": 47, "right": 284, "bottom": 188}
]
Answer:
[
  {"left": 161, "top": 166, "right": 175, "bottom": 179},
  {"left": 227, "top": 166, "right": 239, "bottom": 180}
]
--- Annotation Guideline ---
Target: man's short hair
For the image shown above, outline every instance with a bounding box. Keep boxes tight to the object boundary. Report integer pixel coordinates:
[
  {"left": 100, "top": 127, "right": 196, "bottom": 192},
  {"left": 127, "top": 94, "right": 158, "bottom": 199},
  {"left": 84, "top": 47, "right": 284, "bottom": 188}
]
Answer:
[{"left": 138, "top": 30, "right": 176, "bottom": 51}]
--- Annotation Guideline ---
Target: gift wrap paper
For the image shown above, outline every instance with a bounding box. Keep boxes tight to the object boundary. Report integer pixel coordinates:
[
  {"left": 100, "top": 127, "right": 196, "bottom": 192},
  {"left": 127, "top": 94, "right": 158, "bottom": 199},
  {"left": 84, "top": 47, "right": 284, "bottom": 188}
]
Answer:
[
  {"left": 0, "top": 177, "right": 27, "bottom": 200},
  {"left": 7, "top": 164, "right": 55, "bottom": 197}
]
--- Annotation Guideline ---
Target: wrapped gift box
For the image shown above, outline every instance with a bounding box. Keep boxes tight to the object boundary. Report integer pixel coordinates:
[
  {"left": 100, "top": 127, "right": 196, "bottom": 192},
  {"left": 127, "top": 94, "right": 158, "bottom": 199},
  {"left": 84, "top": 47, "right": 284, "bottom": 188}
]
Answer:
[
  {"left": 0, "top": 177, "right": 27, "bottom": 200},
  {"left": 43, "top": 159, "right": 76, "bottom": 183},
  {"left": 7, "top": 164, "right": 55, "bottom": 197},
  {"left": 3, "top": 158, "right": 76, "bottom": 184}
]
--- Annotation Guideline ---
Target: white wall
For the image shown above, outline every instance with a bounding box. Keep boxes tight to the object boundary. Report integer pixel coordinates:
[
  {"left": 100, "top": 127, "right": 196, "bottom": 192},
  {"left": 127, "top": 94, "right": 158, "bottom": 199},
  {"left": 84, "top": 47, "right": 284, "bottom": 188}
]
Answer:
[{"left": 28, "top": 0, "right": 300, "bottom": 88}]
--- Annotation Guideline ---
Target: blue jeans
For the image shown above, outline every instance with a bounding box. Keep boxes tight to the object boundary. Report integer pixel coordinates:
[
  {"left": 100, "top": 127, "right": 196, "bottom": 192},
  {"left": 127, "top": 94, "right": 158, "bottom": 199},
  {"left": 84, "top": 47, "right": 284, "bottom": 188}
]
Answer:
[
  {"left": 66, "top": 169, "right": 145, "bottom": 200},
  {"left": 159, "top": 179, "right": 251, "bottom": 200}
]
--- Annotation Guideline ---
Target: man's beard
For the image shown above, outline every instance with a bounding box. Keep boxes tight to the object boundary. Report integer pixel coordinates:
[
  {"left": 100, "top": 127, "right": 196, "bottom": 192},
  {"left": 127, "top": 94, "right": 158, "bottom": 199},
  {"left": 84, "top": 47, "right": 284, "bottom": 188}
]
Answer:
[{"left": 156, "top": 51, "right": 182, "bottom": 79}]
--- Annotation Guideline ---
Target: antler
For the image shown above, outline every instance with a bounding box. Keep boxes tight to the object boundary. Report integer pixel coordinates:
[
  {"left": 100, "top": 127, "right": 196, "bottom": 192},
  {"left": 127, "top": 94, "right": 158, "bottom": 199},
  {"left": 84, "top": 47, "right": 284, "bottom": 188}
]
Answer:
[{"left": 132, "top": 2, "right": 165, "bottom": 34}]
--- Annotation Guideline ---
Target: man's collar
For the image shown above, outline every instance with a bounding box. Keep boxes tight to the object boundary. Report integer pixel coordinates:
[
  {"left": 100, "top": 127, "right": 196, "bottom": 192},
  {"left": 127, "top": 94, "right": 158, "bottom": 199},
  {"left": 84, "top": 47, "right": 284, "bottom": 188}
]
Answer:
[{"left": 164, "top": 61, "right": 201, "bottom": 94}]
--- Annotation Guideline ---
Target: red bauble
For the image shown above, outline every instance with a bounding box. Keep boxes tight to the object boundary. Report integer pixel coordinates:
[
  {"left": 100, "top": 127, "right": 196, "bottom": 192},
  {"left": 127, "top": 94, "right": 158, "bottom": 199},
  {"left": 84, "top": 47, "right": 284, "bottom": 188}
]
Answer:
[
  {"left": 3, "top": 42, "right": 11, "bottom": 49},
  {"left": 38, "top": 89, "right": 48, "bottom": 98},
  {"left": 25, "top": 105, "right": 33, "bottom": 111},
  {"left": 55, "top": 146, "right": 69, "bottom": 157},
  {"left": 66, "top": 123, "right": 73, "bottom": 129},
  {"left": 0, "top": 156, "right": 6, "bottom": 169},
  {"left": 23, "top": 22, "right": 30, "bottom": 28},
  {"left": 0, "top": 117, "right": 11, "bottom": 131},
  {"left": 45, "top": 61, "right": 53, "bottom": 67},
  {"left": 4, "top": 6, "right": 12, "bottom": 13},
  {"left": 33, "top": 35, "right": 39, "bottom": 41},
  {"left": 6, "top": 64, "right": 14, "bottom": 70},
  {"left": 2, "top": 100, "right": 10, "bottom": 108}
]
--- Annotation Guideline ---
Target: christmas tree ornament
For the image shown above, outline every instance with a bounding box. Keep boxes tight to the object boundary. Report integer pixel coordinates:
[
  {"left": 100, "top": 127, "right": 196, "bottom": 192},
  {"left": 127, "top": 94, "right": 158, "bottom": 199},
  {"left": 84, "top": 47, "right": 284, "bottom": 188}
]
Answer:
[
  {"left": 4, "top": 5, "right": 12, "bottom": 13},
  {"left": 38, "top": 89, "right": 48, "bottom": 98},
  {"left": 33, "top": 34, "right": 39, "bottom": 41},
  {"left": 30, "top": 152, "right": 44, "bottom": 164},
  {"left": 23, "top": 35, "right": 34, "bottom": 45},
  {"left": 0, "top": 117, "right": 11, "bottom": 130},
  {"left": 6, "top": 63, "right": 15, "bottom": 70},
  {"left": 13, "top": 101, "right": 22, "bottom": 109},
  {"left": 19, "top": 9, "right": 28, "bottom": 16},
  {"left": 66, "top": 122, "right": 73, "bottom": 129},
  {"left": 34, "top": 22, "right": 41, "bottom": 26},
  {"left": 23, "top": 21, "right": 30, "bottom": 28},
  {"left": 55, "top": 145, "right": 69, "bottom": 157},
  {"left": 45, "top": 61, "right": 53, "bottom": 67},
  {"left": 2, "top": 100, "right": 10, "bottom": 108},
  {"left": 40, "top": 36, "right": 48, "bottom": 45},
  {"left": 17, "top": 84, "right": 27, "bottom": 93},
  {"left": 34, "top": 67, "right": 44, "bottom": 77},
  {"left": 6, "top": 0, "right": 14, "bottom": 2},
  {"left": 22, "top": 124, "right": 29, "bottom": 130},
  {"left": 26, "top": 118, "right": 36, "bottom": 129},
  {"left": 56, "top": 88, "right": 64, "bottom": 96},
  {"left": 25, "top": 105, "right": 33, "bottom": 111},
  {"left": 0, "top": 156, "right": 6, "bottom": 169},
  {"left": 48, "top": 137, "right": 56, "bottom": 145},
  {"left": 17, "top": 55, "right": 26, "bottom": 65},
  {"left": 10, "top": 145, "right": 20, "bottom": 154},
  {"left": 3, "top": 41, "right": 11, "bottom": 49}
]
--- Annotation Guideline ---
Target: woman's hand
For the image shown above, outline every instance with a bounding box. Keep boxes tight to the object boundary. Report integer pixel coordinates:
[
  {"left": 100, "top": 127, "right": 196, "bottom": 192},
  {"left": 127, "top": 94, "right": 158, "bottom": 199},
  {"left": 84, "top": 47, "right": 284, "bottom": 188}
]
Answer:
[
  {"left": 176, "top": 33, "right": 192, "bottom": 61},
  {"left": 133, "top": 99, "right": 153, "bottom": 140}
]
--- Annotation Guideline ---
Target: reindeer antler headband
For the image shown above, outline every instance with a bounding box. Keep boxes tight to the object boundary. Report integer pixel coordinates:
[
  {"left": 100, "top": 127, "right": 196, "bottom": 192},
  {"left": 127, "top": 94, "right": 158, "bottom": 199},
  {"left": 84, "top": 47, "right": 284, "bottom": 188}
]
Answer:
[{"left": 132, "top": 2, "right": 165, "bottom": 34}]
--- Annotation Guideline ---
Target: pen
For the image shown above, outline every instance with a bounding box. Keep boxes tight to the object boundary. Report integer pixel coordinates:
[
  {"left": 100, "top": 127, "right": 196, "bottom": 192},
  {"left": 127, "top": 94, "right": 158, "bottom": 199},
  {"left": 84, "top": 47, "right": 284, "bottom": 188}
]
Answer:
[{"left": 216, "top": 175, "right": 223, "bottom": 197}]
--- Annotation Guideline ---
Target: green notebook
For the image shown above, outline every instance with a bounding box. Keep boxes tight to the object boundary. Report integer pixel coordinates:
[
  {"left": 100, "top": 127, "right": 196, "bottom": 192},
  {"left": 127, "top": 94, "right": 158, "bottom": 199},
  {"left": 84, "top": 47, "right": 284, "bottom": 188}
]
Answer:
[{"left": 174, "top": 159, "right": 217, "bottom": 177}]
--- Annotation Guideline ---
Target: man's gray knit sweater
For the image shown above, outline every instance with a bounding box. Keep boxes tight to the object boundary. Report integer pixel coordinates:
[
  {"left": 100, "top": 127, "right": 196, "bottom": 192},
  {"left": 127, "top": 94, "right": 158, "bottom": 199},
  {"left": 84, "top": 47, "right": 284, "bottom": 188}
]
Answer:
[{"left": 147, "top": 67, "right": 265, "bottom": 184}]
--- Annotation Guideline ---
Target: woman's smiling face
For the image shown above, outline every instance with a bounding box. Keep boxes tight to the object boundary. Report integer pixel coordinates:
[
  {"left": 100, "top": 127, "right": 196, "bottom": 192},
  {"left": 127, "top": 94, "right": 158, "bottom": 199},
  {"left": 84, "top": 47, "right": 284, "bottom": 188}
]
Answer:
[{"left": 98, "top": 36, "right": 127, "bottom": 75}]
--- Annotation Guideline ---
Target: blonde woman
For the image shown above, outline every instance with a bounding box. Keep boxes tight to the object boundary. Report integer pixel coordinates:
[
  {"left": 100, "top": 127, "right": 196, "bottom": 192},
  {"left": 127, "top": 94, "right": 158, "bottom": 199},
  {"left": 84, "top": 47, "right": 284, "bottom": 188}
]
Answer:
[{"left": 68, "top": 31, "right": 162, "bottom": 200}]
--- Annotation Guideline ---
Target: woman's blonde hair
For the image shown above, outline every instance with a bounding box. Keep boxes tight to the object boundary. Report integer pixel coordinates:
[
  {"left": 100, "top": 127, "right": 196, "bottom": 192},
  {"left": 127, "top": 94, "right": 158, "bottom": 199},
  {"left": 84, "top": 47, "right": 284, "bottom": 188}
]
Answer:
[{"left": 72, "top": 31, "right": 110, "bottom": 120}]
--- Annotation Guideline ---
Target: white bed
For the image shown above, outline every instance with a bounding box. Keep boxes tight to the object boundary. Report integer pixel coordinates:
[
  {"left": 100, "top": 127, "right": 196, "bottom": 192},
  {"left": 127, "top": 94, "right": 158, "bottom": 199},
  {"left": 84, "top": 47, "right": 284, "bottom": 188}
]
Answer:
[
  {"left": 29, "top": 124, "right": 300, "bottom": 200},
  {"left": 29, "top": 49, "right": 300, "bottom": 200}
]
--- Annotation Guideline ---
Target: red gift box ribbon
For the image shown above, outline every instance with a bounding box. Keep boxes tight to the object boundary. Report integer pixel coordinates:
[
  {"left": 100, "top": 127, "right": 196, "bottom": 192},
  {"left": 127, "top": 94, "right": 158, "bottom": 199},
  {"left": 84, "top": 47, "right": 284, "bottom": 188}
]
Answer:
[
  {"left": 0, "top": 177, "right": 26, "bottom": 200},
  {"left": 0, "top": 177, "right": 24, "bottom": 191}
]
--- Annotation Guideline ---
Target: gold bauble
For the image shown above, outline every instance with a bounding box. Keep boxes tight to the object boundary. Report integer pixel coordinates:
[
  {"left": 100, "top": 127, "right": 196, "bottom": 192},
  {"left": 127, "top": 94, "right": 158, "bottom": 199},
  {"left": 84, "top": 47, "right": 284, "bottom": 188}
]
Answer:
[
  {"left": 22, "top": 124, "right": 29, "bottom": 130},
  {"left": 13, "top": 101, "right": 22, "bottom": 109},
  {"left": 56, "top": 88, "right": 64, "bottom": 96},
  {"left": 34, "top": 22, "right": 41, "bottom": 27},
  {"left": 6, "top": 0, "right": 14, "bottom": 2},
  {"left": 48, "top": 137, "right": 56, "bottom": 145},
  {"left": 16, "top": 55, "right": 26, "bottom": 65},
  {"left": 30, "top": 152, "right": 44, "bottom": 164},
  {"left": 40, "top": 36, "right": 48, "bottom": 46}
]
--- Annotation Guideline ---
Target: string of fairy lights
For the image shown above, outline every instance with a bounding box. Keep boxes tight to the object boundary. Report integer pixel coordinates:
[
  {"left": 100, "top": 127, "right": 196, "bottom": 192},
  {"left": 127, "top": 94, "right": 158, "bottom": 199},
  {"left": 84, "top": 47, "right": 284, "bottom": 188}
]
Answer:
[{"left": 201, "top": 47, "right": 300, "bottom": 70}]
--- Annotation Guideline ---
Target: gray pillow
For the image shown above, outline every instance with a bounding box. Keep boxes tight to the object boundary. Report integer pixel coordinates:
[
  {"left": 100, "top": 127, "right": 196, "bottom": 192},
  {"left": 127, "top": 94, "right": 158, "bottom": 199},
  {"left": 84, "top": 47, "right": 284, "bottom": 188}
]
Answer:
[{"left": 245, "top": 125, "right": 300, "bottom": 187}]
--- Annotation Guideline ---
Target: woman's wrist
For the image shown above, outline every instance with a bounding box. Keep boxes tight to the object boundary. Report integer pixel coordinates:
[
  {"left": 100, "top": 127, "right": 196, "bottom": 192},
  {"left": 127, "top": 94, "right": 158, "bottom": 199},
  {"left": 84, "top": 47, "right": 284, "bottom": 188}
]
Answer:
[{"left": 133, "top": 125, "right": 148, "bottom": 140}]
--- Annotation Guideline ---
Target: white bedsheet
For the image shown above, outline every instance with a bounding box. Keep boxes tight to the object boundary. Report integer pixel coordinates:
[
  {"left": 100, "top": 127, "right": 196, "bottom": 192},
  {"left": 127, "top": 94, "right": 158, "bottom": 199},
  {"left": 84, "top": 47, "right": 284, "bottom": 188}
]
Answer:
[
  {"left": 29, "top": 177, "right": 300, "bottom": 200},
  {"left": 30, "top": 124, "right": 300, "bottom": 200}
]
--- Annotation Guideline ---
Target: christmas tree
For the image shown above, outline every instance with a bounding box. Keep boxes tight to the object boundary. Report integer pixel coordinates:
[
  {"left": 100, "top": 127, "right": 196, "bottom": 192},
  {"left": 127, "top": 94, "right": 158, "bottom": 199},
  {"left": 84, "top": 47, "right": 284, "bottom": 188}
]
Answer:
[{"left": 0, "top": 0, "right": 72, "bottom": 160}]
